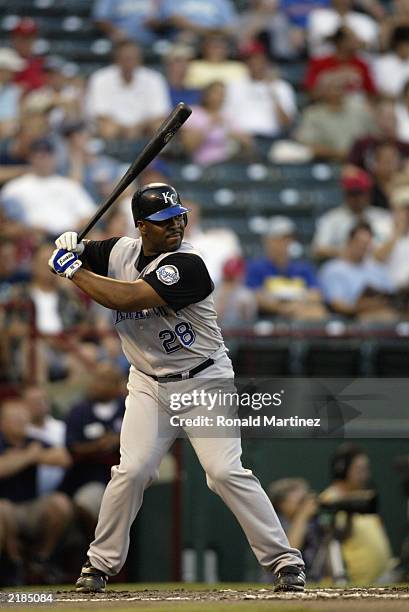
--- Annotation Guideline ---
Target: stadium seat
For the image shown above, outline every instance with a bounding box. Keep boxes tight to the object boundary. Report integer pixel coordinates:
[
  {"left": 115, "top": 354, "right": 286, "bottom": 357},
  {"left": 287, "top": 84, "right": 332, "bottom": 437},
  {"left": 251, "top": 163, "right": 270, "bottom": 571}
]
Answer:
[{"left": 300, "top": 339, "right": 363, "bottom": 376}]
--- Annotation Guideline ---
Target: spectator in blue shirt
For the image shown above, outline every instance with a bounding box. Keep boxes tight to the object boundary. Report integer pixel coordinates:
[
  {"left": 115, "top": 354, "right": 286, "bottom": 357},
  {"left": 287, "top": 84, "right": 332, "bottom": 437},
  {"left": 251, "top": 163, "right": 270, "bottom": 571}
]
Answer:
[
  {"left": 319, "top": 222, "right": 398, "bottom": 321},
  {"left": 0, "top": 397, "right": 72, "bottom": 583},
  {"left": 159, "top": 0, "right": 237, "bottom": 39},
  {"left": 246, "top": 216, "right": 326, "bottom": 319},
  {"left": 0, "top": 48, "right": 25, "bottom": 140},
  {"left": 280, "top": 0, "right": 330, "bottom": 29},
  {"left": 61, "top": 363, "right": 125, "bottom": 539},
  {"left": 92, "top": 0, "right": 159, "bottom": 46},
  {"left": 163, "top": 44, "right": 201, "bottom": 108}
]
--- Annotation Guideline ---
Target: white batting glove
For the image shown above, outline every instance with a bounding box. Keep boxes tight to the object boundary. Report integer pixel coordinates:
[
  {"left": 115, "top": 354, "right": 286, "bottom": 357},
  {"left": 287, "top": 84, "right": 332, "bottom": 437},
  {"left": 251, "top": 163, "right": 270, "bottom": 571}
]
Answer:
[
  {"left": 55, "top": 231, "right": 85, "bottom": 255},
  {"left": 49, "top": 248, "right": 82, "bottom": 279}
]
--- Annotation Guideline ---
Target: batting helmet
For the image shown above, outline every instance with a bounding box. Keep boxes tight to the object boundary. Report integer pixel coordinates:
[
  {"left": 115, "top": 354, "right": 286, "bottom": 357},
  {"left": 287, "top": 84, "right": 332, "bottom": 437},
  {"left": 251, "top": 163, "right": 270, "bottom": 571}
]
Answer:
[{"left": 131, "top": 183, "right": 189, "bottom": 226}]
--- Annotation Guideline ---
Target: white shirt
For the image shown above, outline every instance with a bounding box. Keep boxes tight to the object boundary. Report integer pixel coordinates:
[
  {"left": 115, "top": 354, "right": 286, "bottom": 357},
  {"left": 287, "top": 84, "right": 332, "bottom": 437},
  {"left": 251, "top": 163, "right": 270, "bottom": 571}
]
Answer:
[
  {"left": 27, "top": 416, "right": 66, "bottom": 496},
  {"left": 1, "top": 173, "right": 96, "bottom": 234},
  {"left": 30, "top": 287, "right": 63, "bottom": 335},
  {"left": 373, "top": 54, "right": 409, "bottom": 97},
  {"left": 28, "top": 416, "right": 66, "bottom": 447},
  {"left": 387, "top": 235, "right": 409, "bottom": 288},
  {"left": 313, "top": 205, "right": 393, "bottom": 251},
  {"left": 308, "top": 9, "right": 378, "bottom": 57},
  {"left": 86, "top": 64, "right": 171, "bottom": 126},
  {"left": 395, "top": 102, "right": 409, "bottom": 143},
  {"left": 187, "top": 227, "right": 242, "bottom": 286},
  {"left": 224, "top": 77, "right": 297, "bottom": 137}
]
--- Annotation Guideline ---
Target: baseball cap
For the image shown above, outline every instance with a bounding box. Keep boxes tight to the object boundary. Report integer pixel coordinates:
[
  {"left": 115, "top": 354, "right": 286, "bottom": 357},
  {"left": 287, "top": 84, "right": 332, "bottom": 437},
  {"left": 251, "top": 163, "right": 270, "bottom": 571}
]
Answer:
[
  {"left": 267, "top": 216, "right": 296, "bottom": 238},
  {"left": 240, "top": 40, "right": 267, "bottom": 59},
  {"left": 222, "top": 257, "right": 246, "bottom": 281},
  {"left": 12, "top": 18, "right": 38, "bottom": 37},
  {"left": 0, "top": 48, "right": 26, "bottom": 71},
  {"left": 391, "top": 185, "right": 409, "bottom": 208},
  {"left": 341, "top": 168, "right": 373, "bottom": 192},
  {"left": 29, "top": 138, "right": 55, "bottom": 154}
]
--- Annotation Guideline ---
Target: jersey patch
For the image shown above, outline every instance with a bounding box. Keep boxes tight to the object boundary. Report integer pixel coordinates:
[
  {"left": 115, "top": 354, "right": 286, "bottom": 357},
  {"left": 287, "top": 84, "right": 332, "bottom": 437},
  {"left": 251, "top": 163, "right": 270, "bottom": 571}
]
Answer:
[{"left": 156, "top": 264, "right": 180, "bottom": 285}]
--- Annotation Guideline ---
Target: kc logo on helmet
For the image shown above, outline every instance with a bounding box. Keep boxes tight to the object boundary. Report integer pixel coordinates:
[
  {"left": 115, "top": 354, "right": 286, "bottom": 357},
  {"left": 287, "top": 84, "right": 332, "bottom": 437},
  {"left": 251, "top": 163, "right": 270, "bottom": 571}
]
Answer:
[{"left": 162, "top": 191, "right": 178, "bottom": 206}]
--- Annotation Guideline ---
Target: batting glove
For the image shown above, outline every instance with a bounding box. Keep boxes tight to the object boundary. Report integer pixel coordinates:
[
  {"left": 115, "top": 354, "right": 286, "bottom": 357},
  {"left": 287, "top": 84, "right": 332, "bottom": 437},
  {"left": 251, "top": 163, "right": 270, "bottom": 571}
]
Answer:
[
  {"left": 55, "top": 231, "right": 85, "bottom": 255},
  {"left": 49, "top": 248, "right": 82, "bottom": 279}
]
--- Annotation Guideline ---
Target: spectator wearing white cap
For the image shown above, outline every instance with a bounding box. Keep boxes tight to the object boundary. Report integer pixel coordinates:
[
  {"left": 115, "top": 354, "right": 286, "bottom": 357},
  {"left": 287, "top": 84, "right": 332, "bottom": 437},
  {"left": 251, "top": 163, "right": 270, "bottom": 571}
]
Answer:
[
  {"left": 374, "top": 185, "right": 409, "bottom": 289},
  {"left": 245, "top": 216, "right": 326, "bottom": 319},
  {"left": 0, "top": 48, "right": 25, "bottom": 139}
]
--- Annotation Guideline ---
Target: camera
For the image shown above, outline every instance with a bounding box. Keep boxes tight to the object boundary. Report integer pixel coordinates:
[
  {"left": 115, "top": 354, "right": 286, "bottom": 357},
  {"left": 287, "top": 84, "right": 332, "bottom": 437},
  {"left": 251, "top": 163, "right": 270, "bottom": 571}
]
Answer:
[{"left": 318, "top": 490, "right": 377, "bottom": 515}]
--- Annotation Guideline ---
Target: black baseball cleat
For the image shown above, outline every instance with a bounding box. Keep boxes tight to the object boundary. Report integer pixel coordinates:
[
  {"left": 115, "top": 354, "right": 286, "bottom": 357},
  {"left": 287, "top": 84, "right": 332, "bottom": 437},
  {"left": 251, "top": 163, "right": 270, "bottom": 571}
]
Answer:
[
  {"left": 75, "top": 560, "right": 108, "bottom": 593},
  {"left": 273, "top": 565, "right": 306, "bottom": 592}
]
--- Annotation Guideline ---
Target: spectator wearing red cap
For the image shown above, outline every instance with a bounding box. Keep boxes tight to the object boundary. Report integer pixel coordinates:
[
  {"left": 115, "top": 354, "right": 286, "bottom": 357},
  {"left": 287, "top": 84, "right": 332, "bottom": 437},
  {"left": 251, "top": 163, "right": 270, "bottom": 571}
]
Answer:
[
  {"left": 214, "top": 257, "right": 257, "bottom": 328},
  {"left": 313, "top": 166, "right": 393, "bottom": 260},
  {"left": 11, "top": 18, "right": 46, "bottom": 92},
  {"left": 223, "top": 41, "right": 297, "bottom": 137}
]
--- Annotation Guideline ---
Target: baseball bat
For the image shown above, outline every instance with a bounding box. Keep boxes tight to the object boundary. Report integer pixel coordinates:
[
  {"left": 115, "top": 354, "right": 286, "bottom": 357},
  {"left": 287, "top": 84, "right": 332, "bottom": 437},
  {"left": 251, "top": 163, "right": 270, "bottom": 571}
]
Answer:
[{"left": 78, "top": 102, "right": 192, "bottom": 241}]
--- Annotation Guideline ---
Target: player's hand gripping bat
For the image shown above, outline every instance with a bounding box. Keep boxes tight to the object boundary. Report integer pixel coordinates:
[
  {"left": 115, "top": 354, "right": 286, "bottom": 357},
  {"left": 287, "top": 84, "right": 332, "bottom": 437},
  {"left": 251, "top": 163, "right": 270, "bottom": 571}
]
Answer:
[{"left": 77, "top": 102, "right": 192, "bottom": 241}]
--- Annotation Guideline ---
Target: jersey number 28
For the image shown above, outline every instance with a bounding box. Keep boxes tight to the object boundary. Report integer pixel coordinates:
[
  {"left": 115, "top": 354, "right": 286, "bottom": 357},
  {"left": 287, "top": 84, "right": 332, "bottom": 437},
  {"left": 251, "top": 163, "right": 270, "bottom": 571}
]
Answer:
[{"left": 159, "top": 322, "right": 196, "bottom": 354}]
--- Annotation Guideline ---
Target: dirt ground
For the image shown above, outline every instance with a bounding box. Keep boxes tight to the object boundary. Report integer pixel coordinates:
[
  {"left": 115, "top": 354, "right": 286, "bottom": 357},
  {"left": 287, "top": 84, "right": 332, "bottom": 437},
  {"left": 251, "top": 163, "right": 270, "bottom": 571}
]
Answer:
[{"left": 2, "top": 586, "right": 407, "bottom": 611}]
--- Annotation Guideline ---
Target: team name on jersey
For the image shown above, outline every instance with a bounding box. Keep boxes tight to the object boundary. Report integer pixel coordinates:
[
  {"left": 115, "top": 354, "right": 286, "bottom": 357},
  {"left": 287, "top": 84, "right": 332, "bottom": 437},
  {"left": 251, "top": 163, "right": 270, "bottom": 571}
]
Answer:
[{"left": 115, "top": 305, "right": 169, "bottom": 325}]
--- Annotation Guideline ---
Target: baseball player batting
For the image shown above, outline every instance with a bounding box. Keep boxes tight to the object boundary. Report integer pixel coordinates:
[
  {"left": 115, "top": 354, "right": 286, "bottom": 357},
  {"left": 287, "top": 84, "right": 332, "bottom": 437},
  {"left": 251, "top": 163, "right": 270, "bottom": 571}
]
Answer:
[{"left": 48, "top": 183, "right": 306, "bottom": 593}]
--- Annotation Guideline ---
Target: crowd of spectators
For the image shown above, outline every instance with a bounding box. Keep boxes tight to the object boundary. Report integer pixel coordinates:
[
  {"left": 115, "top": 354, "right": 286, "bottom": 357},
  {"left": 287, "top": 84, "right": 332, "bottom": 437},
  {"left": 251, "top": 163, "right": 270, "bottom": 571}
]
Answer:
[
  {"left": 1, "top": 0, "right": 409, "bottom": 585},
  {"left": 2, "top": 1, "right": 409, "bottom": 380}
]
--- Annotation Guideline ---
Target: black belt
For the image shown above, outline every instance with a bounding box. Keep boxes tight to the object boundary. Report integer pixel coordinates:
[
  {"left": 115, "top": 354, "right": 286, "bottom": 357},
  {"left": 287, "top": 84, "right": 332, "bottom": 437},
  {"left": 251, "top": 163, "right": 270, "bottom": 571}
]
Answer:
[{"left": 150, "top": 358, "right": 215, "bottom": 383}]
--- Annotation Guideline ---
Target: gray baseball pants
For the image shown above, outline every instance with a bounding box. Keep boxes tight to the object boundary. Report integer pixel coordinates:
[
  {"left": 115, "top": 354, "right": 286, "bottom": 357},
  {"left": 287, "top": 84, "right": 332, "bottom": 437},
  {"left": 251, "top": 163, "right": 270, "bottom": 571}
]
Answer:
[{"left": 88, "top": 365, "right": 304, "bottom": 576}]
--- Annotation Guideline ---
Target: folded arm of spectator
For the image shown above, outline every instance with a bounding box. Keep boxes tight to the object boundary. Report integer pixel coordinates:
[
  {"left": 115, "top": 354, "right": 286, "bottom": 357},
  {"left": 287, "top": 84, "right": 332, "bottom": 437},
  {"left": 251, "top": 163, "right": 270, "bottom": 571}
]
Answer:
[
  {"left": 0, "top": 441, "right": 43, "bottom": 478},
  {"left": 69, "top": 432, "right": 120, "bottom": 460},
  {"left": 38, "top": 446, "right": 72, "bottom": 468}
]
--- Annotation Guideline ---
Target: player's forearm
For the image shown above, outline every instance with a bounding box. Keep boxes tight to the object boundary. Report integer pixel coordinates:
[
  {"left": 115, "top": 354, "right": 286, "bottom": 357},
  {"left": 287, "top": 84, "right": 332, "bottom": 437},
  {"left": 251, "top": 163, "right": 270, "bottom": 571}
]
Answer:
[{"left": 71, "top": 268, "right": 164, "bottom": 311}]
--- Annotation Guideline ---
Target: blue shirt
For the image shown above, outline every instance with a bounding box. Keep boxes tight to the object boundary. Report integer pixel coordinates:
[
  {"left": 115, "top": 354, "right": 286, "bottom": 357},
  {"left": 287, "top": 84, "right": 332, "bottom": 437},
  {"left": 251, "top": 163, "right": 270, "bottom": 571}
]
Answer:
[
  {"left": 319, "top": 258, "right": 395, "bottom": 306},
  {"left": 0, "top": 84, "right": 20, "bottom": 122},
  {"left": 246, "top": 258, "right": 319, "bottom": 291},
  {"left": 168, "top": 86, "right": 201, "bottom": 108},
  {"left": 159, "top": 0, "right": 236, "bottom": 28},
  {"left": 93, "top": 0, "right": 158, "bottom": 45},
  {"left": 0, "top": 434, "right": 49, "bottom": 502},
  {"left": 61, "top": 398, "right": 125, "bottom": 494},
  {"left": 279, "top": 0, "right": 330, "bottom": 28}
]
